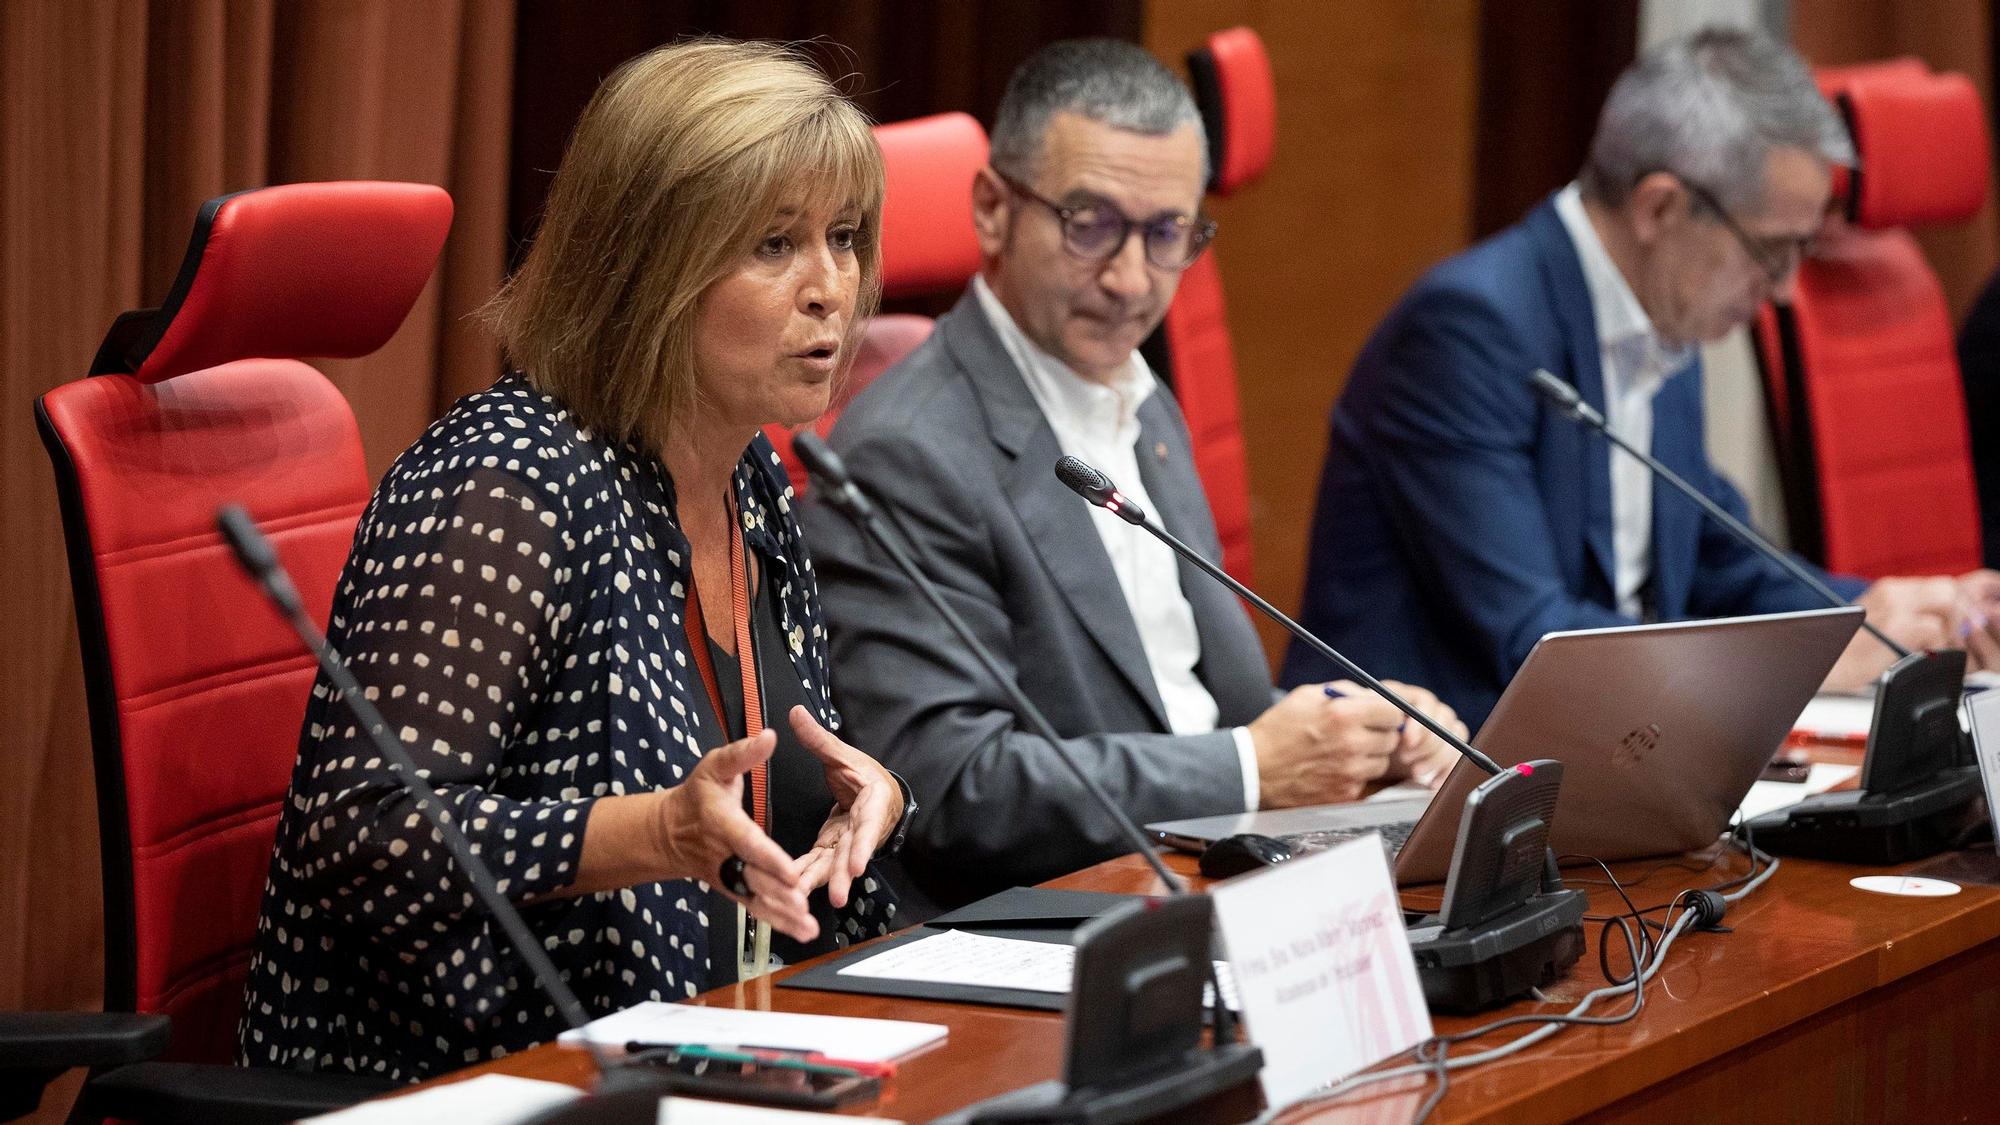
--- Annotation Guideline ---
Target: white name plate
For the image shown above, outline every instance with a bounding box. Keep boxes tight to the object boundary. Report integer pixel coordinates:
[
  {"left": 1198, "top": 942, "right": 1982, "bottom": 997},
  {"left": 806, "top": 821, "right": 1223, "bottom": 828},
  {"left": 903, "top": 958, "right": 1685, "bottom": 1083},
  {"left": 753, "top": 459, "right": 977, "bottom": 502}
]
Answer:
[{"left": 1210, "top": 833, "right": 1433, "bottom": 1107}]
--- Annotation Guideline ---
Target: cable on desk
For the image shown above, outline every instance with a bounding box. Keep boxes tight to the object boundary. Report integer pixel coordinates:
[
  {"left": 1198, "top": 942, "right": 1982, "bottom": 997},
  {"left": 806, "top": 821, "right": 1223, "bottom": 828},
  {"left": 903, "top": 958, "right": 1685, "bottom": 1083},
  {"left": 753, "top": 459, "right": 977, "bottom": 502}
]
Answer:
[
  {"left": 1408, "top": 1037, "right": 1450, "bottom": 1125},
  {"left": 1260, "top": 833, "right": 1779, "bottom": 1125},
  {"left": 1573, "top": 821, "right": 1779, "bottom": 983}
]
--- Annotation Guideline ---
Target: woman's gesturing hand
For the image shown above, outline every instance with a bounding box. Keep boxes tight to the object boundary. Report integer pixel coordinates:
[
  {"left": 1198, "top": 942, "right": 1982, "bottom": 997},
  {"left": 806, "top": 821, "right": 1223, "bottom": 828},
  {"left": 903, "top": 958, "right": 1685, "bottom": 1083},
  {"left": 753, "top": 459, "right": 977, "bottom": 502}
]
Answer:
[
  {"left": 787, "top": 705, "right": 903, "bottom": 909},
  {"left": 656, "top": 728, "right": 818, "bottom": 941}
]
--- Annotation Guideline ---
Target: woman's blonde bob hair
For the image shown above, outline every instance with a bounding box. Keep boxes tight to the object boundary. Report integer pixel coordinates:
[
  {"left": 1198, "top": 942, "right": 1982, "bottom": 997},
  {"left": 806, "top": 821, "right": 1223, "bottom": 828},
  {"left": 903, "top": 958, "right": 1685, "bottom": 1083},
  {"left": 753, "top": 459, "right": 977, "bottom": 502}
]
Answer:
[{"left": 484, "top": 39, "right": 884, "bottom": 450}]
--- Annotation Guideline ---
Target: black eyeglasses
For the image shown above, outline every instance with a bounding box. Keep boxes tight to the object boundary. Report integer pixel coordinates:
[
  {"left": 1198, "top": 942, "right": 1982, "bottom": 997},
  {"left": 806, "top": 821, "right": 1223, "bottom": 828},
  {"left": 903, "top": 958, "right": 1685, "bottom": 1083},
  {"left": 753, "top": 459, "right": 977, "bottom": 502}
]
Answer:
[
  {"left": 996, "top": 171, "right": 1216, "bottom": 272},
  {"left": 1676, "top": 176, "right": 1819, "bottom": 286}
]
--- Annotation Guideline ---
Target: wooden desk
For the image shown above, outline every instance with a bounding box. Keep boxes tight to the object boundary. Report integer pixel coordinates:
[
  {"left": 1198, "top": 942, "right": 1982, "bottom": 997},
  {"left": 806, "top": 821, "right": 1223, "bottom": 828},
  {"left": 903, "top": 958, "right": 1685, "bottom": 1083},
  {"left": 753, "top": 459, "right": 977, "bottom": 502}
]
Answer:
[{"left": 414, "top": 826, "right": 2000, "bottom": 1122}]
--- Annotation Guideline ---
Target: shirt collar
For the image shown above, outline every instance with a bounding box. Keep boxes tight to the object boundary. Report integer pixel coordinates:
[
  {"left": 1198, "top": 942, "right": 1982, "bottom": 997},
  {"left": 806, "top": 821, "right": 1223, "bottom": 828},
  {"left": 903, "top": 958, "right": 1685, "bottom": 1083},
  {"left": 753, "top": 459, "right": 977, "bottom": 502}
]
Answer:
[
  {"left": 1554, "top": 183, "right": 1692, "bottom": 389},
  {"left": 972, "top": 274, "right": 1157, "bottom": 442}
]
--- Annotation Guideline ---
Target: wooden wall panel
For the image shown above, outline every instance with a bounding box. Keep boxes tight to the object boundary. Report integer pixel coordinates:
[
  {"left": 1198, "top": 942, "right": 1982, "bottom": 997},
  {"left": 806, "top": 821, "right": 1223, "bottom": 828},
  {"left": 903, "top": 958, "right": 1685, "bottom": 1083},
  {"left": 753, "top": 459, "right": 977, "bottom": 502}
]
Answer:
[{"left": 1144, "top": 0, "right": 1481, "bottom": 661}]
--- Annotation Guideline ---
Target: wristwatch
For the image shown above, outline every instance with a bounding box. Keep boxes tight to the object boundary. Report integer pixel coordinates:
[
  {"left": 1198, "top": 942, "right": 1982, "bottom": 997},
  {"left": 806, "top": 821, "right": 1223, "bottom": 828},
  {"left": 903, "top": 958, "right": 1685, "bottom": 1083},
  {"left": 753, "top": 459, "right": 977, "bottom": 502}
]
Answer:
[{"left": 881, "top": 769, "right": 918, "bottom": 857}]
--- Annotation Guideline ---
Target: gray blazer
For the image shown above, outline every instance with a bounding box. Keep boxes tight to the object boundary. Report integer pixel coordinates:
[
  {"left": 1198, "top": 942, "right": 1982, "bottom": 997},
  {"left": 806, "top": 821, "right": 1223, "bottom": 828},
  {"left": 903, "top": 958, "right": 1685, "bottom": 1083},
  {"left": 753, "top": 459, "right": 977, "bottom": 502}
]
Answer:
[{"left": 801, "top": 291, "right": 1275, "bottom": 909}]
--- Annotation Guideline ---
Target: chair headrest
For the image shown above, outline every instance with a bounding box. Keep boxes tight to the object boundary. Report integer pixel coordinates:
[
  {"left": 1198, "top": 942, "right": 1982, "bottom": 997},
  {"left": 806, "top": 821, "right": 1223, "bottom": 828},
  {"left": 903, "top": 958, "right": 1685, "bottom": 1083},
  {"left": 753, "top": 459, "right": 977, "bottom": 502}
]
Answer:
[
  {"left": 92, "top": 181, "right": 454, "bottom": 384},
  {"left": 1188, "top": 26, "right": 1275, "bottom": 197},
  {"left": 1818, "top": 61, "right": 1989, "bottom": 230},
  {"left": 875, "top": 113, "right": 988, "bottom": 299},
  {"left": 1814, "top": 57, "right": 1931, "bottom": 96}
]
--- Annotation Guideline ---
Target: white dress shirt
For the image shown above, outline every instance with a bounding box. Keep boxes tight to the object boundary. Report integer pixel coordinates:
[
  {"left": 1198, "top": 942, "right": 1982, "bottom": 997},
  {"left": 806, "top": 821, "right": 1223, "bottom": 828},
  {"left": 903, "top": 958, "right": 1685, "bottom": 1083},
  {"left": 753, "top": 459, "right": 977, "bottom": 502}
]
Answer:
[
  {"left": 973, "top": 276, "right": 1262, "bottom": 809},
  {"left": 1554, "top": 184, "right": 1696, "bottom": 620}
]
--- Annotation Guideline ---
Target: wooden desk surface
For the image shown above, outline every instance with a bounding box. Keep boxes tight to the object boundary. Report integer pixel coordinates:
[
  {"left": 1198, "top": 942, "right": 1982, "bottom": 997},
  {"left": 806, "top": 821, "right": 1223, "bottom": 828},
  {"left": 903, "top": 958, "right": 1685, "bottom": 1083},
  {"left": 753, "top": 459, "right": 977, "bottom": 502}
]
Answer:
[{"left": 417, "top": 796, "right": 2000, "bottom": 1123}]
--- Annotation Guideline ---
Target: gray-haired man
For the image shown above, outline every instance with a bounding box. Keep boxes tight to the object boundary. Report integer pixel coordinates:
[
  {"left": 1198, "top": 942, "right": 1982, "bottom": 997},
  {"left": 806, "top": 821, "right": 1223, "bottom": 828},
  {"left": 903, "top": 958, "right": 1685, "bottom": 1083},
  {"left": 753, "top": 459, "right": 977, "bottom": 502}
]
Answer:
[
  {"left": 1282, "top": 27, "right": 2000, "bottom": 732},
  {"left": 803, "top": 39, "right": 1465, "bottom": 910}
]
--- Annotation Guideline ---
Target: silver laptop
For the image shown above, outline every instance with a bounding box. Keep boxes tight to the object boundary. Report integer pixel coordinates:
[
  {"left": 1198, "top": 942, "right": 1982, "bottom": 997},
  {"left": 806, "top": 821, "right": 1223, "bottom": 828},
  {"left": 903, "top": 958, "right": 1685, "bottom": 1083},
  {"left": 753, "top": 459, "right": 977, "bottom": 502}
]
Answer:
[{"left": 1147, "top": 606, "right": 1863, "bottom": 883}]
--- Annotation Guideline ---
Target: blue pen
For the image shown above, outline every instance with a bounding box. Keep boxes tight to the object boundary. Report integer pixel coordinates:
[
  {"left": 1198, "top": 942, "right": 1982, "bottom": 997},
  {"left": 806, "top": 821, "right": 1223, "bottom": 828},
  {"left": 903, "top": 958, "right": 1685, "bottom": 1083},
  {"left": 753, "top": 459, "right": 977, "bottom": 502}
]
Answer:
[{"left": 1323, "top": 683, "right": 1407, "bottom": 733}]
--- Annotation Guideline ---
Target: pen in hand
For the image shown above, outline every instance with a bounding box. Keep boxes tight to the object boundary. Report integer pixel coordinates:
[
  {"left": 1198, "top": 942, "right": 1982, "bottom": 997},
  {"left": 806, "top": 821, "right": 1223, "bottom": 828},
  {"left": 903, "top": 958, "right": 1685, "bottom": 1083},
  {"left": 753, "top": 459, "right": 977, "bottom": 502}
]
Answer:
[{"left": 1322, "top": 682, "right": 1408, "bottom": 733}]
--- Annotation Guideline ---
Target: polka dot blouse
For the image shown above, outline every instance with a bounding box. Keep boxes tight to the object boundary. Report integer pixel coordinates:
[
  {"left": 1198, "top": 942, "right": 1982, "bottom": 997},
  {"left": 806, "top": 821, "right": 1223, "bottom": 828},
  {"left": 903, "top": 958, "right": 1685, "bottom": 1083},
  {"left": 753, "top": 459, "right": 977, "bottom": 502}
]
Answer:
[{"left": 237, "top": 373, "right": 896, "bottom": 1080}]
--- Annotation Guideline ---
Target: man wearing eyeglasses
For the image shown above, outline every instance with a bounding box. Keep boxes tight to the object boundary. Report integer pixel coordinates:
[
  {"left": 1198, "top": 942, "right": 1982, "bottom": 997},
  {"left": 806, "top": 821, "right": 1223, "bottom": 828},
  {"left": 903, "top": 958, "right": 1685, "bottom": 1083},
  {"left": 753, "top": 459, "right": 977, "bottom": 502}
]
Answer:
[
  {"left": 804, "top": 39, "right": 1466, "bottom": 910},
  {"left": 1282, "top": 27, "right": 2000, "bottom": 731}
]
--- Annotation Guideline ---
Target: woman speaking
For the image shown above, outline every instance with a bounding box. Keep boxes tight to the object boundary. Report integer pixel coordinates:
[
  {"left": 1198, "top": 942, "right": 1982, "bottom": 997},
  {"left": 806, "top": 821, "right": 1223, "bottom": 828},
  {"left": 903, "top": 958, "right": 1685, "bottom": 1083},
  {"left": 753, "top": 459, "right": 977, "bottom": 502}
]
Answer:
[{"left": 239, "top": 39, "right": 908, "bottom": 1080}]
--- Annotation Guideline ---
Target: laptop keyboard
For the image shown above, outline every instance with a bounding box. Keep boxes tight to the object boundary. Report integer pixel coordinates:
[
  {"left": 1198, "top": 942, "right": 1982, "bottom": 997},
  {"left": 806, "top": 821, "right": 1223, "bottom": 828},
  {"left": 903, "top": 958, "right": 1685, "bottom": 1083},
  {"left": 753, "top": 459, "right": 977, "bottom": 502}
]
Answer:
[{"left": 1284, "top": 818, "right": 1419, "bottom": 859}]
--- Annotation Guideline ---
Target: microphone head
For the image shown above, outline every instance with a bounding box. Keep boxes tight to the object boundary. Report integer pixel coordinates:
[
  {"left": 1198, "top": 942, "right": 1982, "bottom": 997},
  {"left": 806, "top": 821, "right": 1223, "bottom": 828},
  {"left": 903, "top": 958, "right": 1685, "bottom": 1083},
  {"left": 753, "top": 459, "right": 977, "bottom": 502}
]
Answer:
[
  {"left": 789, "top": 430, "right": 876, "bottom": 521},
  {"left": 1527, "top": 369, "right": 1586, "bottom": 420},
  {"left": 1054, "top": 456, "right": 1116, "bottom": 505},
  {"left": 1054, "top": 456, "right": 1148, "bottom": 524},
  {"left": 790, "top": 430, "right": 849, "bottom": 488}
]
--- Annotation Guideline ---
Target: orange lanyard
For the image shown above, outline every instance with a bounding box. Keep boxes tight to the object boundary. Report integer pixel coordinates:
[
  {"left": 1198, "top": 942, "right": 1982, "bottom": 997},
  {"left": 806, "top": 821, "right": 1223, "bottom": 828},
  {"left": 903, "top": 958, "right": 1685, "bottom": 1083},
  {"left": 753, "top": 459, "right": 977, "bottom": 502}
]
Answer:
[{"left": 684, "top": 503, "right": 768, "bottom": 832}]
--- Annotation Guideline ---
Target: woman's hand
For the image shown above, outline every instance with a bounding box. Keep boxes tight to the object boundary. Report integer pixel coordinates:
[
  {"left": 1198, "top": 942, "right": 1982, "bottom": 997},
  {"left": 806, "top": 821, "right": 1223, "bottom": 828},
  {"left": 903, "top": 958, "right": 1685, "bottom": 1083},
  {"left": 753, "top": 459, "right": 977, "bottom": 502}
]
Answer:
[
  {"left": 787, "top": 705, "right": 904, "bottom": 909},
  {"left": 655, "top": 729, "right": 818, "bottom": 942}
]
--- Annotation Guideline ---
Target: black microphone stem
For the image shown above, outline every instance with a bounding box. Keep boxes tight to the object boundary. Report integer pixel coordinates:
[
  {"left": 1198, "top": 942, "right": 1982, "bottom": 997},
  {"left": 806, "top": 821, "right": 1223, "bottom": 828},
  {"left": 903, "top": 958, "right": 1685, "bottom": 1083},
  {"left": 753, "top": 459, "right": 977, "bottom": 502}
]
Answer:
[
  {"left": 1126, "top": 513, "right": 1505, "bottom": 778},
  {"left": 817, "top": 492, "right": 1187, "bottom": 897},
  {"left": 217, "top": 507, "right": 625, "bottom": 1084},
  {"left": 1528, "top": 369, "right": 1908, "bottom": 660}
]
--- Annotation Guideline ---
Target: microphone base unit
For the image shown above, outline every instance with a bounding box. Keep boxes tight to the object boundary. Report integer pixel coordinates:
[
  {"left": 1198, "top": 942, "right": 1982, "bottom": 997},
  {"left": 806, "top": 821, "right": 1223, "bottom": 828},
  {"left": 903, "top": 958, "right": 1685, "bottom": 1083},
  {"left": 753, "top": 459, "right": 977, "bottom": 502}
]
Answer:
[
  {"left": 1404, "top": 890, "right": 1588, "bottom": 1014},
  {"left": 1751, "top": 649, "right": 1978, "bottom": 865},
  {"left": 1402, "top": 759, "right": 1585, "bottom": 1012},
  {"left": 951, "top": 896, "right": 1264, "bottom": 1125},
  {"left": 950, "top": 1045, "right": 1264, "bottom": 1125},
  {"left": 1746, "top": 766, "right": 1985, "bottom": 865}
]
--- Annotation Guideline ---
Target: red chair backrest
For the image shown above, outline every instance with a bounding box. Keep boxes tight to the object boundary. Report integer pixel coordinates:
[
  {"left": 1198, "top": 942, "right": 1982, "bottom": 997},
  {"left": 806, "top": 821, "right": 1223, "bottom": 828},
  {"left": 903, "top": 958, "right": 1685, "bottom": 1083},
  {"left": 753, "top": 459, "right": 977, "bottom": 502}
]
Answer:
[
  {"left": 34, "top": 181, "right": 452, "bottom": 1062},
  {"left": 767, "top": 112, "right": 988, "bottom": 493},
  {"left": 1754, "top": 63, "right": 1987, "bottom": 578},
  {"left": 1160, "top": 26, "right": 1275, "bottom": 585}
]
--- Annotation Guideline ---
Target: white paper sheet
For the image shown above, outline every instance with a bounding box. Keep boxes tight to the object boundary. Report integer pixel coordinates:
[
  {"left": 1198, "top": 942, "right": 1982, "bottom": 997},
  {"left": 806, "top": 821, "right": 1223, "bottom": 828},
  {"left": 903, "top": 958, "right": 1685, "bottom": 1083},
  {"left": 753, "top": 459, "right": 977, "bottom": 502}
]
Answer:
[
  {"left": 303, "top": 1074, "right": 580, "bottom": 1124},
  {"left": 1734, "top": 763, "right": 1860, "bottom": 823},
  {"left": 1791, "top": 694, "right": 1876, "bottom": 741},
  {"left": 835, "top": 928, "right": 1240, "bottom": 1009},
  {"left": 657, "top": 1096, "right": 902, "bottom": 1123},
  {"left": 1365, "top": 781, "right": 1437, "bottom": 804},
  {"left": 558, "top": 1002, "right": 945, "bottom": 1061}
]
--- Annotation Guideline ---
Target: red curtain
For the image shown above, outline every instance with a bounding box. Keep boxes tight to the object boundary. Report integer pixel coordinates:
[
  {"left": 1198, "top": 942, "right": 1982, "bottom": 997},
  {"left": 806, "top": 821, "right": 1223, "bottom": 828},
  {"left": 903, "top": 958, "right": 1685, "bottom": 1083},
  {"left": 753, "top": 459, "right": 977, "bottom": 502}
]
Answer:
[{"left": 0, "top": 3, "right": 513, "bottom": 1119}]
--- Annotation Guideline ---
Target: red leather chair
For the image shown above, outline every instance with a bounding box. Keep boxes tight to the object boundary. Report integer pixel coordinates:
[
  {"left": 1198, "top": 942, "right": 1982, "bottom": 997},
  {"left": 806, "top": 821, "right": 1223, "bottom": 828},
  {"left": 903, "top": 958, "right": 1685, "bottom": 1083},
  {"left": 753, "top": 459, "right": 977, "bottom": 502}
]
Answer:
[
  {"left": 766, "top": 112, "right": 988, "bottom": 493},
  {"left": 1753, "top": 61, "right": 1988, "bottom": 579},
  {"left": 1153, "top": 26, "right": 1275, "bottom": 586},
  {"left": 16, "top": 181, "right": 452, "bottom": 1122}
]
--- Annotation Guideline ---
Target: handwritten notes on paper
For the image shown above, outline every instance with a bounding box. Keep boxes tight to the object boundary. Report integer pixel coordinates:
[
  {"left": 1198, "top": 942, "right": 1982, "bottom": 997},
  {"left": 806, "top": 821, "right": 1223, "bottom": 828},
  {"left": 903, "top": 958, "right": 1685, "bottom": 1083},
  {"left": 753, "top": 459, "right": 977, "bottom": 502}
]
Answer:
[{"left": 1210, "top": 833, "right": 1432, "bottom": 1107}]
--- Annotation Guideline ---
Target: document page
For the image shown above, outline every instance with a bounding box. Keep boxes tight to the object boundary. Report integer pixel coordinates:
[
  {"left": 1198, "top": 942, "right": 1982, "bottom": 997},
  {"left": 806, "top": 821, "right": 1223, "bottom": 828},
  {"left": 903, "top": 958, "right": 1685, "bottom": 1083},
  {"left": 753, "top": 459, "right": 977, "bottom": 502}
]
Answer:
[
  {"left": 304, "top": 1074, "right": 579, "bottom": 1124},
  {"left": 559, "top": 1002, "right": 946, "bottom": 1060},
  {"left": 836, "top": 928, "right": 1239, "bottom": 1008}
]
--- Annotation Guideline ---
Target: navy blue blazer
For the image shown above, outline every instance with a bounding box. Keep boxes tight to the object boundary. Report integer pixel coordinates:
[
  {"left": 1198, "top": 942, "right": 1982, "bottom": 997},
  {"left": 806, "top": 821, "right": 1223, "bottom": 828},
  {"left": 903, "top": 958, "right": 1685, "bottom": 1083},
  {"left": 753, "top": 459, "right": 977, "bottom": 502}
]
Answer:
[{"left": 1280, "top": 196, "right": 1865, "bottom": 729}]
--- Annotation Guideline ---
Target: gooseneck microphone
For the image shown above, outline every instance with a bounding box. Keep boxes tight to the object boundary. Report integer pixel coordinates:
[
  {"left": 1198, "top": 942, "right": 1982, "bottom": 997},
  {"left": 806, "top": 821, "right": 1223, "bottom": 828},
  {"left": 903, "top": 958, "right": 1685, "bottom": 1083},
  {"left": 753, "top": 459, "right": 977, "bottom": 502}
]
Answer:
[
  {"left": 217, "top": 506, "right": 638, "bottom": 1092},
  {"left": 793, "top": 433, "right": 1260, "bottom": 1063},
  {"left": 1526, "top": 368, "right": 1908, "bottom": 659},
  {"left": 1527, "top": 370, "right": 1987, "bottom": 862},
  {"left": 1052, "top": 455, "right": 1505, "bottom": 779}
]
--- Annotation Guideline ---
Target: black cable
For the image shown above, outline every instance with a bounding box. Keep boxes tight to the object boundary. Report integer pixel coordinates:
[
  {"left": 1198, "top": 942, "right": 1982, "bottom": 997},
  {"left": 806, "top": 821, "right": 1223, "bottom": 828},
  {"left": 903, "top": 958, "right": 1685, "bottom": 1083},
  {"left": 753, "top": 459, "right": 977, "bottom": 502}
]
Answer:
[
  {"left": 1564, "top": 847, "right": 1726, "bottom": 889},
  {"left": 1560, "top": 854, "right": 1657, "bottom": 985},
  {"left": 1570, "top": 829, "right": 1768, "bottom": 975}
]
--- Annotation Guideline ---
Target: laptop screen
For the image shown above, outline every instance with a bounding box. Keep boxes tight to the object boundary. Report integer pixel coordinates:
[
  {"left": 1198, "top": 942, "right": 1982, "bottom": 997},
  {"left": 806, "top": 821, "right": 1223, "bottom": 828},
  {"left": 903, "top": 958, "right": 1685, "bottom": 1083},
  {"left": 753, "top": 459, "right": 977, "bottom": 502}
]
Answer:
[{"left": 1964, "top": 689, "right": 2000, "bottom": 857}]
